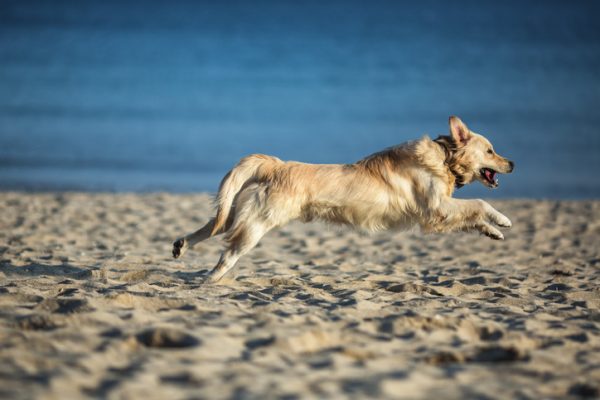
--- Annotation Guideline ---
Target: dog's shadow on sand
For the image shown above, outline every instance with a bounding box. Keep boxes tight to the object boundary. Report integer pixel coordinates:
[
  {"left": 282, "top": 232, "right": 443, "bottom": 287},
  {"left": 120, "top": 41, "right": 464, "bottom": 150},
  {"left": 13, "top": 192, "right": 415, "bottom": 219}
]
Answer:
[
  {"left": 0, "top": 261, "right": 92, "bottom": 279},
  {"left": 0, "top": 260, "right": 213, "bottom": 287},
  {"left": 170, "top": 269, "right": 211, "bottom": 284}
]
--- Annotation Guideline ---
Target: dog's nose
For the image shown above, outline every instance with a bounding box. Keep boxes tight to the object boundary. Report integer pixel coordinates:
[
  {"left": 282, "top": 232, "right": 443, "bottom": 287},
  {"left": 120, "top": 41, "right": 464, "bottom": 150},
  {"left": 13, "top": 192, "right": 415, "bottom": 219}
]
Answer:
[{"left": 508, "top": 160, "right": 514, "bottom": 172}]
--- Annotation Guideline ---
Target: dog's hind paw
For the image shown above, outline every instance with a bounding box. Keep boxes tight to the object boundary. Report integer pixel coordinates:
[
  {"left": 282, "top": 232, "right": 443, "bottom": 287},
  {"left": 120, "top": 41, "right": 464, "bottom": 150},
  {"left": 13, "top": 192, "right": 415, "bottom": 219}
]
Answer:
[{"left": 172, "top": 238, "right": 188, "bottom": 259}]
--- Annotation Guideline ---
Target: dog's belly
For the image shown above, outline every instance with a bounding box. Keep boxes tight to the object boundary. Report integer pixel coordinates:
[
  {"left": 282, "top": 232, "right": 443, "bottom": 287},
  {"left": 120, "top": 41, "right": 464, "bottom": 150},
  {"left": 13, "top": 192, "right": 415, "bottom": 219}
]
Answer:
[{"left": 299, "top": 201, "right": 415, "bottom": 232}]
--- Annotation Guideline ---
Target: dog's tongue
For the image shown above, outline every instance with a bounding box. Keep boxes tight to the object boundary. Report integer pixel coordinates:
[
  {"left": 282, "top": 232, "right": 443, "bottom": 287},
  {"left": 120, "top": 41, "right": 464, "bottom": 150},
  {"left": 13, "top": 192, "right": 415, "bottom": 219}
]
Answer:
[{"left": 485, "top": 169, "right": 494, "bottom": 182}]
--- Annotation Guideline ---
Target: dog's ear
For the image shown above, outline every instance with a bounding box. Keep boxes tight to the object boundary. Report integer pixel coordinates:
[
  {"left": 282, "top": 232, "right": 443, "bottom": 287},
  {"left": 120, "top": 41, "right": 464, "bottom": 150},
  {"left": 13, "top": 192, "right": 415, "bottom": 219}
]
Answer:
[{"left": 449, "top": 116, "right": 472, "bottom": 146}]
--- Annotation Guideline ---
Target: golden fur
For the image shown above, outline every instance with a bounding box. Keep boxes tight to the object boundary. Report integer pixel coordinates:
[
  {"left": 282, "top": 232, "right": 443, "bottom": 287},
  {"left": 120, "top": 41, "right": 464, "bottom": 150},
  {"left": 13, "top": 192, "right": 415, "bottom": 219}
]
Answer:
[{"left": 173, "top": 116, "right": 514, "bottom": 282}]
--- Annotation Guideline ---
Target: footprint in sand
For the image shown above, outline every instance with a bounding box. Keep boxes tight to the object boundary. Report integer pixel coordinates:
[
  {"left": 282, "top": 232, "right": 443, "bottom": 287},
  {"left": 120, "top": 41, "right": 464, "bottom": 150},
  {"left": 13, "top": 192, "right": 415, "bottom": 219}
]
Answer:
[
  {"left": 36, "top": 298, "right": 91, "bottom": 314},
  {"left": 17, "top": 314, "right": 61, "bottom": 331},
  {"left": 135, "top": 328, "right": 201, "bottom": 349}
]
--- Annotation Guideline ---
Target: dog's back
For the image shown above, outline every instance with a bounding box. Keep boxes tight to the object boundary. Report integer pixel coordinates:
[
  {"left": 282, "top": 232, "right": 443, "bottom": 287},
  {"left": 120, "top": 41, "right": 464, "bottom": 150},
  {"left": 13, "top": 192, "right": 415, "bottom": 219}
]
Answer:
[{"left": 212, "top": 137, "right": 446, "bottom": 234}]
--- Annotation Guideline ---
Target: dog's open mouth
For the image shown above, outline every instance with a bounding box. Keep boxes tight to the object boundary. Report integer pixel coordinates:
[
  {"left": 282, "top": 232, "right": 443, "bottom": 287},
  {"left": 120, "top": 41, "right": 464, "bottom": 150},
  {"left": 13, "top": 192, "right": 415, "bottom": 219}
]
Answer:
[{"left": 480, "top": 168, "right": 499, "bottom": 187}]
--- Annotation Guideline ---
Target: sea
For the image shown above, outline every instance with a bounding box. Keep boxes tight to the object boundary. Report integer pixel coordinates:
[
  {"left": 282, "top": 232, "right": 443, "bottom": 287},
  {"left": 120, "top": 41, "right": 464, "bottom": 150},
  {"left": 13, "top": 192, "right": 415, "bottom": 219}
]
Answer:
[{"left": 1, "top": 0, "right": 599, "bottom": 198}]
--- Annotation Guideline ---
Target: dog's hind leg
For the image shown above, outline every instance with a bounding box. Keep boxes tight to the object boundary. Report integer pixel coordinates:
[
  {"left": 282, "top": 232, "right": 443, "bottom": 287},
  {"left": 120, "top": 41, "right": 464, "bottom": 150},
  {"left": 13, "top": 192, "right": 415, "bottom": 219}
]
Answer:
[
  {"left": 205, "top": 220, "right": 272, "bottom": 283},
  {"left": 173, "top": 218, "right": 220, "bottom": 259},
  {"left": 205, "top": 183, "right": 284, "bottom": 282}
]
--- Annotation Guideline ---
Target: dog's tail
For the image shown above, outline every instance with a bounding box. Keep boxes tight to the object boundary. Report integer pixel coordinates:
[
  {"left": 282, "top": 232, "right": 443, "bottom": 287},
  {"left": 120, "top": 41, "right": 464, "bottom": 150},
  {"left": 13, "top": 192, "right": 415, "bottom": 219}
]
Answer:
[{"left": 211, "top": 154, "right": 282, "bottom": 235}]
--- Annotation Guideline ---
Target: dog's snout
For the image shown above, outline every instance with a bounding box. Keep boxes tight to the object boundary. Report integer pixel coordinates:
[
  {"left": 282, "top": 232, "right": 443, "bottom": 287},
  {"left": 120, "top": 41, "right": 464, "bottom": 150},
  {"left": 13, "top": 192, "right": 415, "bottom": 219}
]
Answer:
[{"left": 508, "top": 160, "right": 514, "bottom": 173}]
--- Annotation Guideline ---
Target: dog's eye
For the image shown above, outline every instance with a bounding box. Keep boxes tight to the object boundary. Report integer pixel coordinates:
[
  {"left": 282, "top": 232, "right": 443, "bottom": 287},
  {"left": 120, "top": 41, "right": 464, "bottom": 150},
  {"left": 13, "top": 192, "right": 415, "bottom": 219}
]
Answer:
[{"left": 487, "top": 149, "right": 494, "bottom": 154}]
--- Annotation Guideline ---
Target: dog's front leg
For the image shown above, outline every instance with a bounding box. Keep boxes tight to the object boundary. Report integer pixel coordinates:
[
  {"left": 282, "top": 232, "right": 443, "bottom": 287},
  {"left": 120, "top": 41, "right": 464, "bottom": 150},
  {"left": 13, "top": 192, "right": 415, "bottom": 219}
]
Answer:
[
  {"left": 430, "top": 198, "right": 508, "bottom": 240},
  {"left": 480, "top": 200, "right": 512, "bottom": 228}
]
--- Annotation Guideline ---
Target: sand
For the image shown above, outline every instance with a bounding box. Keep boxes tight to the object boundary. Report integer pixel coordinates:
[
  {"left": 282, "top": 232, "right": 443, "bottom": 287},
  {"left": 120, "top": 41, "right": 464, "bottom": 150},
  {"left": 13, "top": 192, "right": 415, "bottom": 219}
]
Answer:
[{"left": 0, "top": 192, "right": 599, "bottom": 399}]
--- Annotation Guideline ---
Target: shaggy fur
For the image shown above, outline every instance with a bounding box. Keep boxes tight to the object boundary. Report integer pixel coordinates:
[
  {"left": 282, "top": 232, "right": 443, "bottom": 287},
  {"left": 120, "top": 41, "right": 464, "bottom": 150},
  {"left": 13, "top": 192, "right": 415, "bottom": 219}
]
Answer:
[{"left": 172, "top": 116, "right": 514, "bottom": 282}]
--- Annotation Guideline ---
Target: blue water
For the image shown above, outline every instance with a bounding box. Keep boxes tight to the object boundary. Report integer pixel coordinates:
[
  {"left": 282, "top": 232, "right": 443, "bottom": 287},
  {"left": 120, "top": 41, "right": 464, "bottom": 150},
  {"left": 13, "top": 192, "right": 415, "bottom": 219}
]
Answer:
[{"left": 1, "top": 0, "right": 599, "bottom": 198}]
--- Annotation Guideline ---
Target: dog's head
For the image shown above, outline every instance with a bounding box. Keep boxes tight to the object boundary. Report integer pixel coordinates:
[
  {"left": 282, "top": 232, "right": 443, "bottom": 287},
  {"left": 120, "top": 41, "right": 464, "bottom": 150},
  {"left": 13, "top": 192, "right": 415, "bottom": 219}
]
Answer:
[{"left": 445, "top": 116, "right": 514, "bottom": 188}]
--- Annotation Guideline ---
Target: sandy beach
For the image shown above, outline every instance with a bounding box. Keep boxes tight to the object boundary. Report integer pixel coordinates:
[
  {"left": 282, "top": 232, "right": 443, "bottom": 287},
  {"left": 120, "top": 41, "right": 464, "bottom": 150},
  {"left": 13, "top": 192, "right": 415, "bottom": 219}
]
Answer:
[{"left": 0, "top": 192, "right": 598, "bottom": 399}]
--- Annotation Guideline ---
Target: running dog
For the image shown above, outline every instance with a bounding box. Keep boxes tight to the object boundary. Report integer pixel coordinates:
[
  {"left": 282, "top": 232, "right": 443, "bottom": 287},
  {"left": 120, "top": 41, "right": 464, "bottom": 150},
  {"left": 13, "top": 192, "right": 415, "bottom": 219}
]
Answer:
[{"left": 173, "top": 116, "right": 514, "bottom": 282}]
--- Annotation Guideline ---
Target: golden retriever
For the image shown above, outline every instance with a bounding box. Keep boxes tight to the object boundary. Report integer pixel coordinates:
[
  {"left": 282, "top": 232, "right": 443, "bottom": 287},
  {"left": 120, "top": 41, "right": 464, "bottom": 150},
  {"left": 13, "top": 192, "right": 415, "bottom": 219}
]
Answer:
[{"left": 173, "top": 116, "right": 514, "bottom": 282}]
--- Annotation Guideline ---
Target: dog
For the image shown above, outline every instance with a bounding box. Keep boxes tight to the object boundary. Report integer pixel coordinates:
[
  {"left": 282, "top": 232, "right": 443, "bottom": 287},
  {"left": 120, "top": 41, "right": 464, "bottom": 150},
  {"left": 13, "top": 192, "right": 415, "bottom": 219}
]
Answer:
[{"left": 172, "top": 116, "right": 514, "bottom": 282}]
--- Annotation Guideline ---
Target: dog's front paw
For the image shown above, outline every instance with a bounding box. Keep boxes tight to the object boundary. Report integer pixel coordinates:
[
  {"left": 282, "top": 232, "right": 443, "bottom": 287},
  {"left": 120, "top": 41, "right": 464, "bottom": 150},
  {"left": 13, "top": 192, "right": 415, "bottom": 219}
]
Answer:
[
  {"left": 482, "top": 202, "right": 512, "bottom": 228},
  {"left": 478, "top": 223, "right": 504, "bottom": 240},
  {"left": 485, "top": 229, "right": 504, "bottom": 240},
  {"left": 495, "top": 214, "right": 512, "bottom": 228},
  {"left": 172, "top": 238, "right": 188, "bottom": 259}
]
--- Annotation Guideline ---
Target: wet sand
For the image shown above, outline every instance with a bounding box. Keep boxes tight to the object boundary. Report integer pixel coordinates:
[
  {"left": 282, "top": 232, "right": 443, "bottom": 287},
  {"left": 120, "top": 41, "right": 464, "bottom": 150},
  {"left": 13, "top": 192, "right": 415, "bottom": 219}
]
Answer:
[{"left": 0, "top": 193, "right": 599, "bottom": 399}]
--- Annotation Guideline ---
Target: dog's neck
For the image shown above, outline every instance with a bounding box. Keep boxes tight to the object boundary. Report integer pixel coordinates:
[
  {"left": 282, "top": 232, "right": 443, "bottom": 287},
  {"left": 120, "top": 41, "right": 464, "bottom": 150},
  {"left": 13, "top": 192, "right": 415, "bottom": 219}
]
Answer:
[{"left": 433, "top": 136, "right": 464, "bottom": 189}]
